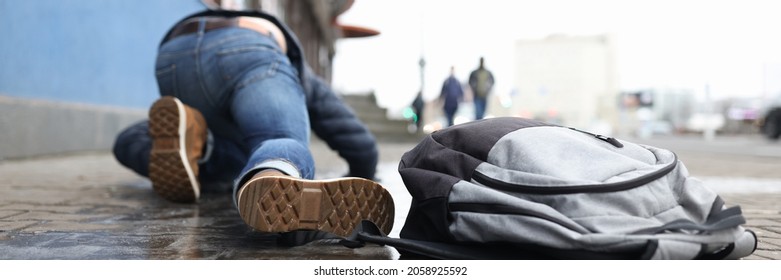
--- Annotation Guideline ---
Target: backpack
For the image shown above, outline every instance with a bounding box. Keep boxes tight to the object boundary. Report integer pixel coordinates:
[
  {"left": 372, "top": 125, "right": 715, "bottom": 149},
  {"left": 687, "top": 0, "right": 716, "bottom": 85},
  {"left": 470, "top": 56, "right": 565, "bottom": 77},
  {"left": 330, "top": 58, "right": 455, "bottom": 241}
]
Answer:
[{"left": 343, "top": 117, "right": 757, "bottom": 259}]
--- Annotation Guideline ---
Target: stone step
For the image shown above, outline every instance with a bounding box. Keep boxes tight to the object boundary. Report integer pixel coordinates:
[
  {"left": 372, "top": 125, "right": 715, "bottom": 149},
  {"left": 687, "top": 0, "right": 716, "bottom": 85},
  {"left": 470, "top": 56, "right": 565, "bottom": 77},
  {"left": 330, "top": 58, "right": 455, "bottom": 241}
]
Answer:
[
  {"left": 339, "top": 93, "right": 424, "bottom": 143},
  {"left": 341, "top": 94, "right": 377, "bottom": 106},
  {"left": 342, "top": 97, "right": 388, "bottom": 117},
  {"left": 362, "top": 118, "right": 421, "bottom": 142},
  {"left": 351, "top": 110, "right": 392, "bottom": 123}
]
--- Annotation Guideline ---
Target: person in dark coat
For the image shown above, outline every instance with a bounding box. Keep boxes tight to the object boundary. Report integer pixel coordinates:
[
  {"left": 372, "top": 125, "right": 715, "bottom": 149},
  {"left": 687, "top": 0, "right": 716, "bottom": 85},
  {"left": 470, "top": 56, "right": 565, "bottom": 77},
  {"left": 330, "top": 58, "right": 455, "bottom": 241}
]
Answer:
[
  {"left": 112, "top": 6, "right": 394, "bottom": 240},
  {"left": 411, "top": 90, "right": 425, "bottom": 131},
  {"left": 439, "top": 66, "right": 464, "bottom": 127}
]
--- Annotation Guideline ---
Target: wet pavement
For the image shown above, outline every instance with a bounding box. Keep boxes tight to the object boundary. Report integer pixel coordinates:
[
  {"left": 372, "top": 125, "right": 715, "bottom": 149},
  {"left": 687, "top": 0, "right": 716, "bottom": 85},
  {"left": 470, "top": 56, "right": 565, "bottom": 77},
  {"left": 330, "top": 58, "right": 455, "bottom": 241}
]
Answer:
[
  {"left": 0, "top": 140, "right": 413, "bottom": 260},
  {"left": 1, "top": 135, "right": 780, "bottom": 259}
]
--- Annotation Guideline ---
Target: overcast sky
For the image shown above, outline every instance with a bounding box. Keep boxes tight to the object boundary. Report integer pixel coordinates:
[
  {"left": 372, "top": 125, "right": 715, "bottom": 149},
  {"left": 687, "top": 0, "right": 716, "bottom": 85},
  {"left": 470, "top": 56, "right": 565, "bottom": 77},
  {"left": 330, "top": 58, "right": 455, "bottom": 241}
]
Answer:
[{"left": 331, "top": 0, "right": 781, "bottom": 115}]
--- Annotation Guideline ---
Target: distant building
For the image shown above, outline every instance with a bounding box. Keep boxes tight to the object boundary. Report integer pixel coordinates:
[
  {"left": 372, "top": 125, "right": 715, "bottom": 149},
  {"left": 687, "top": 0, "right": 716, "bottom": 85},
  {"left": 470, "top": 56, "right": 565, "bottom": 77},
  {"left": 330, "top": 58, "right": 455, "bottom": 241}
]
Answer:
[
  {"left": 621, "top": 89, "right": 696, "bottom": 137},
  {"left": 507, "top": 34, "right": 618, "bottom": 132}
]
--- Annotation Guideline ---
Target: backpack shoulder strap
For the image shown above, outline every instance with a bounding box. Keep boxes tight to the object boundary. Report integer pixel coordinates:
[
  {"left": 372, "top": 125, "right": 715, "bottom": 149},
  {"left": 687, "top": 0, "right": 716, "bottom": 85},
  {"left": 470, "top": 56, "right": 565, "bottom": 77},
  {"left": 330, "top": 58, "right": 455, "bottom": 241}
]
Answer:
[{"left": 340, "top": 221, "right": 660, "bottom": 260}]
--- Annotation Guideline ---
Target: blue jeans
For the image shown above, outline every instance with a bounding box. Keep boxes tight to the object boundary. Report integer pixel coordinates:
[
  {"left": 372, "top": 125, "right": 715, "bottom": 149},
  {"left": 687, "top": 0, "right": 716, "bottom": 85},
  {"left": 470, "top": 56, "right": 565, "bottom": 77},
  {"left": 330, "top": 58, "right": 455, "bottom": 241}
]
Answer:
[
  {"left": 114, "top": 22, "right": 314, "bottom": 196},
  {"left": 474, "top": 97, "right": 487, "bottom": 120}
]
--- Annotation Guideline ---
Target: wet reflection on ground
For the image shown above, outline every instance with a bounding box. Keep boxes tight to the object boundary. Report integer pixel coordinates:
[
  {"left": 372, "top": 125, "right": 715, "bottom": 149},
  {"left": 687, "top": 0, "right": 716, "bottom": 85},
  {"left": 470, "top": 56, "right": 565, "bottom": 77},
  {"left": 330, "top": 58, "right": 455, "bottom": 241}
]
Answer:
[
  {"left": 0, "top": 142, "right": 414, "bottom": 260},
  {"left": 1, "top": 182, "right": 398, "bottom": 259},
  {"left": 4, "top": 137, "right": 779, "bottom": 259}
]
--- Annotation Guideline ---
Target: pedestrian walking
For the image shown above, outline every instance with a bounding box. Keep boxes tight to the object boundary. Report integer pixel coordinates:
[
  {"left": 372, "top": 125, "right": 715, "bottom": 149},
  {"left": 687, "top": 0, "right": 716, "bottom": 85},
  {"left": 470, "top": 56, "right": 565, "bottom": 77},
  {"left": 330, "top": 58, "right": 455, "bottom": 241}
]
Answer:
[
  {"left": 468, "top": 57, "right": 495, "bottom": 120},
  {"left": 439, "top": 66, "right": 464, "bottom": 127}
]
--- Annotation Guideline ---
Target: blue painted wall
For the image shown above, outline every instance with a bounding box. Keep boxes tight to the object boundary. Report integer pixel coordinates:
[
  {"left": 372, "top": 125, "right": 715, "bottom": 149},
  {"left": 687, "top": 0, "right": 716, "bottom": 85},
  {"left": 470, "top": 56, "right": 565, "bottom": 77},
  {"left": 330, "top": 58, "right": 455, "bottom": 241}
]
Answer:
[{"left": 0, "top": 0, "right": 205, "bottom": 108}]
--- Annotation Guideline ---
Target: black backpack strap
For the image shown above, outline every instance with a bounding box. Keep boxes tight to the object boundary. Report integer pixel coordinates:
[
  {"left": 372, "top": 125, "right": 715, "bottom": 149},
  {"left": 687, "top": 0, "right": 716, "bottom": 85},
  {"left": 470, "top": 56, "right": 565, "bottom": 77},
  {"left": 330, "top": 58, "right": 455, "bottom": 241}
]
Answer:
[
  {"left": 339, "top": 221, "right": 657, "bottom": 260},
  {"left": 340, "top": 221, "right": 514, "bottom": 259}
]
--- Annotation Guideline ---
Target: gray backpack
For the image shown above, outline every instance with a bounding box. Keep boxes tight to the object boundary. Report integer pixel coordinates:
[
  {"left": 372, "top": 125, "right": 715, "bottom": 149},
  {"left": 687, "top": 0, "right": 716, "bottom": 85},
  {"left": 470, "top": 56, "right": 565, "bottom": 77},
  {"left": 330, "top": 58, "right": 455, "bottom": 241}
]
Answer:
[{"left": 344, "top": 117, "right": 757, "bottom": 259}]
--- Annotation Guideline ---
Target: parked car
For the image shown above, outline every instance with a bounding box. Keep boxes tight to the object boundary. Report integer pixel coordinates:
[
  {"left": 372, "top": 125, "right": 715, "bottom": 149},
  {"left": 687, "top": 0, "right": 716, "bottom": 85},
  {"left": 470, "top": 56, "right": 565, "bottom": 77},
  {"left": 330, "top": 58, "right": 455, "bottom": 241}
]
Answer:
[{"left": 757, "top": 94, "right": 781, "bottom": 140}]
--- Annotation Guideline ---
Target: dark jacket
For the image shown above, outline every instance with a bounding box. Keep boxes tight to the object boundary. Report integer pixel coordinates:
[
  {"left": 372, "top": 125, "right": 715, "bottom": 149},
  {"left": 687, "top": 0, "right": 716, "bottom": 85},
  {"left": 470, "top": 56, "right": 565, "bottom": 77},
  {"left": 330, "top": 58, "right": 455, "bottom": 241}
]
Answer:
[
  {"left": 440, "top": 76, "right": 463, "bottom": 112},
  {"left": 168, "top": 10, "right": 378, "bottom": 179}
]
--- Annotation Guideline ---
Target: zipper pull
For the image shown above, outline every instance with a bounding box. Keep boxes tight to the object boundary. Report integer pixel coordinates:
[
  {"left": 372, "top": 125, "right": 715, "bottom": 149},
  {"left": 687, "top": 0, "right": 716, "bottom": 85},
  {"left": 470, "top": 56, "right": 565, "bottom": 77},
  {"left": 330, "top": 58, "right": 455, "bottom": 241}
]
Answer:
[
  {"left": 596, "top": 134, "right": 624, "bottom": 148},
  {"left": 568, "top": 127, "right": 624, "bottom": 148}
]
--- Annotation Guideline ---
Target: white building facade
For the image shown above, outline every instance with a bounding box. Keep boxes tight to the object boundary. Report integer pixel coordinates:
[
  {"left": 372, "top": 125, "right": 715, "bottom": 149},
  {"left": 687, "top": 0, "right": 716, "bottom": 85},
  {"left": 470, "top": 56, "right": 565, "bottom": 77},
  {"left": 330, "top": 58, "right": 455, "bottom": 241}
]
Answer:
[{"left": 504, "top": 35, "right": 619, "bottom": 133}]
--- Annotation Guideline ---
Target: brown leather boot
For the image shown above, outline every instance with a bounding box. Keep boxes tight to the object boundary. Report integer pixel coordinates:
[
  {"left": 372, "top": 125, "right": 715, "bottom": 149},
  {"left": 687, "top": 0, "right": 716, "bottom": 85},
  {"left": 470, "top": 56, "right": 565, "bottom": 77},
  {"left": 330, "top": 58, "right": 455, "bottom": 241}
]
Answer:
[
  {"left": 236, "top": 170, "right": 395, "bottom": 237},
  {"left": 148, "top": 96, "right": 207, "bottom": 203}
]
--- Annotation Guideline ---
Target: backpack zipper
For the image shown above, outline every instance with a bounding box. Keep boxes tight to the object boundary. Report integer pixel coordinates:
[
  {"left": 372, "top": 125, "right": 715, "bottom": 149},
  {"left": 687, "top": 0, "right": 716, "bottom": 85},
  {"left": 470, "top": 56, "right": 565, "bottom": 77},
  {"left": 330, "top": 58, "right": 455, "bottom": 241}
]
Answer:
[
  {"left": 448, "top": 203, "right": 591, "bottom": 234},
  {"left": 471, "top": 153, "right": 677, "bottom": 195},
  {"left": 568, "top": 127, "right": 624, "bottom": 148}
]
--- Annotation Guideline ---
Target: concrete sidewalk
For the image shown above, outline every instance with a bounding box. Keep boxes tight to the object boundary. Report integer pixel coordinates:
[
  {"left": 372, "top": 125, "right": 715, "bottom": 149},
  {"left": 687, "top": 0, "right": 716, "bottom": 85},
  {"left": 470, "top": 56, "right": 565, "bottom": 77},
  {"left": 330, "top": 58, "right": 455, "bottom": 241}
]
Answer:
[
  {"left": 1, "top": 139, "right": 780, "bottom": 259},
  {"left": 0, "top": 140, "right": 413, "bottom": 259}
]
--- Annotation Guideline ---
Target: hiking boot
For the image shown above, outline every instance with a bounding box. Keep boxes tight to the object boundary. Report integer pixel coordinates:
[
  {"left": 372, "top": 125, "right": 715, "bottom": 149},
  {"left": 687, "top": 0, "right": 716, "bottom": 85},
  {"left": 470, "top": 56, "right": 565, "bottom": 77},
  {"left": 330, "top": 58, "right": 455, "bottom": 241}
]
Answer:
[
  {"left": 148, "top": 96, "right": 208, "bottom": 203},
  {"left": 236, "top": 170, "right": 395, "bottom": 237}
]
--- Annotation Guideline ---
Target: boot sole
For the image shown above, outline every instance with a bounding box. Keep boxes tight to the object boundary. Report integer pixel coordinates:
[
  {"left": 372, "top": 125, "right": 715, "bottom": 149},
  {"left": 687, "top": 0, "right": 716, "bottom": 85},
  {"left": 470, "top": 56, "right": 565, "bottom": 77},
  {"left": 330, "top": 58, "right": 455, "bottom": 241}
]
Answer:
[
  {"left": 237, "top": 176, "right": 394, "bottom": 237},
  {"left": 148, "top": 97, "right": 200, "bottom": 203}
]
